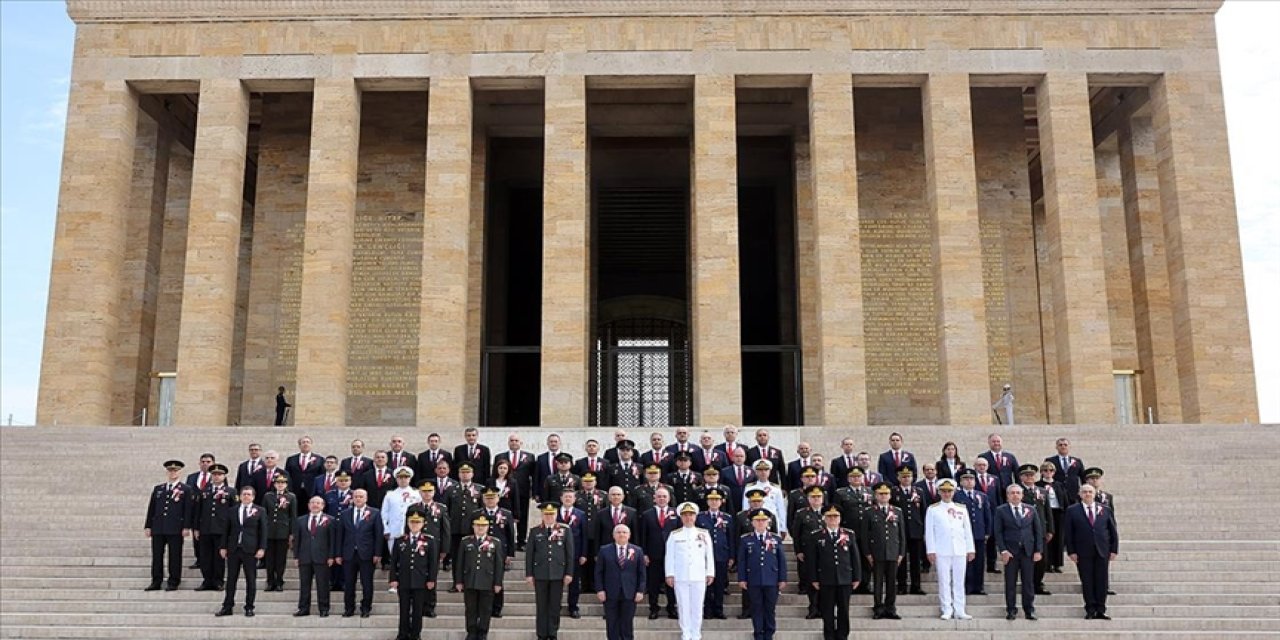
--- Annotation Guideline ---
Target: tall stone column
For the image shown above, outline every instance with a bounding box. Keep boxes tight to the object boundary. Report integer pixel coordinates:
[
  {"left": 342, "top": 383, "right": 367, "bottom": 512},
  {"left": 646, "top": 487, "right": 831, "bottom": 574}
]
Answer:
[
  {"left": 922, "top": 74, "right": 992, "bottom": 425},
  {"left": 417, "top": 76, "right": 474, "bottom": 426},
  {"left": 1034, "top": 73, "right": 1115, "bottom": 424},
  {"left": 1118, "top": 117, "right": 1182, "bottom": 423},
  {"left": 1150, "top": 72, "right": 1258, "bottom": 423},
  {"left": 691, "top": 75, "right": 744, "bottom": 427},
  {"left": 171, "top": 79, "right": 251, "bottom": 426},
  {"left": 806, "top": 74, "right": 867, "bottom": 426},
  {"left": 294, "top": 79, "right": 362, "bottom": 425},
  {"left": 540, "top": 75, "right": 590, "bottom": 426},
  {"left": 36, "top": 80, "right": 139, "bottom": 426}
]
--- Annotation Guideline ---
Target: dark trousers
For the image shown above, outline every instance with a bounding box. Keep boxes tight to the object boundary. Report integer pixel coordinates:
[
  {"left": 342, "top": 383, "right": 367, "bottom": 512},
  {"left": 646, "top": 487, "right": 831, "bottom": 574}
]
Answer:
[
  {"left": 196, "top": 533, "right": 225, "bottom": 587},
  {"left": 965, "top": 542, "right": 986, "bottom": 594},
  {"left": 747, "top": 585, "right": 779, "bottom": 640},
  {"left": 645, "top": 558, "right": 675, "bottom": 612},
  {"left": 265, "top": 538, "right": 288, "bottom": 587},
  {"left": 817, "top": 584, "right": 851, "bottom": 640},
  {"left": 297, "top": 562, "right": 331, "bottom": 612},
  {"left": 985, "top": 536, "right": 998, "bottom": 571},
  {"left": 425, "top": 584, "right": 438, "bottom": 615},
  {"left": 1077, "top": 551, "right": 1110, "bottom": 615},
  {"left": 464, "top": 588, "right": 495, "bottom": 637},
  {"left": 580, "top": 554, "right": 597, "bottom": 594},
  {"left": 1003, "top": 550, "right": 1036, "bottom": 614},
  {"left": 150, "top": 534, "right": 183, "bottom": 586},
  {"left": 330, "top": 561, "right": 345, "bottom": 591},
  {"left": 1048, "top": 510, "right": 1065, "bottom": 567},
  {"left": 603, "top": 596, "right": 637, "bottom": 640},
  {"left": 534, "top": 579, "right": 565, "bottom": 637},
  {"left": 897, "top": 538, "right": 924, "bottom": 590},
  {"left": 397, "top": 587, "right": 428, "bottom": 640},
  {"left": 274, "top": 408, "right": 286, "bottom": 426},
  {"left": 222, "top": 548, "right": 257, "bottom": 610},
  {"left": 871, "top": 557, "right": 898, "bottom": 615},
  {"left": 344, "top": 556, "right": 376, "bottom": 613},
  {"left": 566, "top": 566, "right": 582, "bottom": 612},
  {"left": 704, "top": 559, "right": 727, "bottom": 616},
  {"left": 491, "top": 588, "right": 504, "bottom": 615},
  {"left": 855, "top": 554, "right": 872, "bottom": 593},
  {"left": 1034, "top": 538, "right": 1050, "bottom": 588}
]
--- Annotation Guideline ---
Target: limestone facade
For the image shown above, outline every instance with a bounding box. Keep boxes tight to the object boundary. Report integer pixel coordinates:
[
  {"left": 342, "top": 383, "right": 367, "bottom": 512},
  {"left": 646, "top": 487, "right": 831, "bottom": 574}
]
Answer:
[{"left": 37, "top": 0, "right": 1258, "bottom": 426}]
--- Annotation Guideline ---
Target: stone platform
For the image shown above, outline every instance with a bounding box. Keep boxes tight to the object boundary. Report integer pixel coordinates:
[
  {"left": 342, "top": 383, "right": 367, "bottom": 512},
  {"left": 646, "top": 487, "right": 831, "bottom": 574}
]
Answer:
[{"left": 2, "top": 423, "right": 1277, "bottom": 638}]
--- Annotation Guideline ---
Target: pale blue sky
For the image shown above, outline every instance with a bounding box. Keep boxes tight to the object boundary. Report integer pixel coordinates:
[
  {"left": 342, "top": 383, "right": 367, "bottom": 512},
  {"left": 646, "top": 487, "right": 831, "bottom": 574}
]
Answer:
[{"left": 1, "top": 1, "right": 1276, "bottom": 424}]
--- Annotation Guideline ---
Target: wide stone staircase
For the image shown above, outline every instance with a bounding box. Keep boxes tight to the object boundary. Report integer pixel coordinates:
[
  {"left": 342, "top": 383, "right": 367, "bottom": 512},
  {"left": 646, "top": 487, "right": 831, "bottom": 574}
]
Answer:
[{"left": 2, "top": 424, "right": 1278, "bottom": 638}]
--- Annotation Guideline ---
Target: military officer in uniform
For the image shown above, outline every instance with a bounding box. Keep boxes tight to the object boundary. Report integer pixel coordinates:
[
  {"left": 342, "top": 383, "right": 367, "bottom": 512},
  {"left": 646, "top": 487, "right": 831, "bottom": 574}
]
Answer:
[
  {"left": 694, "top": 491, "right": 735, "bottom": 620},
  {"left": 733, "top": 489, "right": 778, "bottom": 619},
  {"left": 861, "top": 482, "right": 906, "bottom": 620},
  {"left": 576, "top": 473, "right": 608, "bottom": 596},
  {"left": 389, "top": 512, "right": 440, "bottom": 640},
  {"left": 891, "top": 467, "right": 926, "bottom": 595},
  {"left": 664, "top": 453, "right": 703, "bottom": 506},
  {"left": 1084, "top": 467, "right": 1116, "bottom": 516},
  {"left": 955, "top": 469, "right": 993, "bottom": 596},
  {"left": 526, "top": 502, "right": 574, "bottom": 640},
  {"left": 262, "top": 473, "right": 297, "bottom": 591},
  {"left": 924, "top": 478, "right": 975, "bottom": 620},
  {"left": 194, "top": 463, "right": 234, "bottom": 591},
  {"left": 446, "top": 463, "right": 485, "bottom": 574},
  {"left": 478, "top": 487, "right": 515, "bottom": 617},
  {"left": 695, "top": 466, "right": 732, "bottom": 514},
  {"left": 146, "top": 459, "right": 195, "bottom": 591},
  {"left": 805, "top": 506, "right": 861, "bottom": 640},
  {"left": 742, "top": 460, "right": 788, "bottom": 538},
  {"left": 382, "top": 467, "right": 423, "bottom": 571},
  {"left": 792, "top": 485, "right": 827, "bottom": 618},
  {"left": 737, "top": 512, "right": 787, "bottom": 640},
  {"left": 405, "top": 482, "right": 450, "bottom": 617},
  {"left": 457, "top": 515, "right": 504, "bottom": 640},
  {"left": 834, "top": 467, "right": 873, "bottom": 594},
  {"left": 628, "top": 465, "right": 670, "bottom": 513},
  {"left": 1015, "top": 463, "right": 1055, "bottom": 595},
  {"left": 665, "top": 502, "right": 716, "bottom": 640},
  {"left": 608, "top": 440, "right": 644, "bottom": 499},
  {"left": 543, "top": 453, "right": 581, "bottom": 501}
]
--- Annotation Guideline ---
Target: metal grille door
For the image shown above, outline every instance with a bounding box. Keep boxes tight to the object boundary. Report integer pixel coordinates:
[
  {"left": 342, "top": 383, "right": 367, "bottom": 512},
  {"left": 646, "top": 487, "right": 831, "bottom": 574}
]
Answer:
[{"left": 593, "top": 319, "right": 691, "bottom": 427}]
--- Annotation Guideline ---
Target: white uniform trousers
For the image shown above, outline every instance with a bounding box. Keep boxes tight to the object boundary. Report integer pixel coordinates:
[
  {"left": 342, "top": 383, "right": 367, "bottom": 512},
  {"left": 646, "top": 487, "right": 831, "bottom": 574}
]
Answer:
[
  {"left": 673, "top": 580, "right": 706, "bottom": 640},
  {"left": 934, "top": 555, "right": 968, "bottom": 616}
]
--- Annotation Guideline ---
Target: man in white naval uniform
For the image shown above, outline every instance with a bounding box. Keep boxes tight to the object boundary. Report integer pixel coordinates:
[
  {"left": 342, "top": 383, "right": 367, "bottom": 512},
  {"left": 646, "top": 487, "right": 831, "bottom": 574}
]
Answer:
[
  {"left": 924, "top": 478, "right": 975, "bottom": 620},
  {"left": 741, "top": 460, "right": 788, "bottom": 537},
  {"left": 665, "top": 502, "right": 716, "bottom": 640},
  {"left": 380, "top": 466, "right": 422, "bottom": 593}
]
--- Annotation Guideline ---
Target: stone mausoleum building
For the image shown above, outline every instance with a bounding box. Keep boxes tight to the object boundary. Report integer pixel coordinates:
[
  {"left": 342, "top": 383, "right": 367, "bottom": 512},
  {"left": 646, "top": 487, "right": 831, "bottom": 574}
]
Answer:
[{"left": 38, "top": 0, "right": 1257, "bottom": 429}]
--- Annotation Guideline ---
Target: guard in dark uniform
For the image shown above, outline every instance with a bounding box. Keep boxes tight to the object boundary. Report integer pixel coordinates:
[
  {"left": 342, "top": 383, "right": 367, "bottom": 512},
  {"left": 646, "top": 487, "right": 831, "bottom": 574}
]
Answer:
[
  {"left": 1016, "top": 463, "right": 1055, "bottom": 595},
  {"left": 445, "top": 463, "right": 485, "bottom": 571},
  {"left": 861, "top": 482, "right": 906, "bottom": 620},
  {"left": 543, "top": 453, "right": 581, "bottom": 501},
  {"left": 405, "top": 481, "right": 450, "bottom": 617},
  {"left": 733, "top": 489, "right": 778, "bottom": 619},
  {"left": 890, "top": 467, "right": 926, "bottom": 595},
  {"left": 526, "top": 502, "right": 575, "bottom": 640},
  {"left": 694, "top": 490, "right": 735, "bottom": 619},
  {"left": 390, "top": 512, "right": 440, "bottom": 640},
  {"left": 262, "top": 473, "right": 297, "bottom": 591},
  {"left": 737, "top": 512, "right": 787, "bottom": 640},
  {"left": 575, "top": 473, "right": 607, "bottom": 595},
  {"left": 696, "top": 467, "right": 733, "bottom": 514},
  {"left": 608, "top": 440, "right": 644, "bottom": 499},
  {"left": 194, "top": 463, "right": 234, "bottom": 591},
  {"left": 834, "top": 467, "right": 873, "bottom": 594},
  {"left": 478, "top": 487, "right": 515, "bottom": 617},
  {"left": 457, "top": 515, "right": 504, "bottom": 640},
  {"left": 792, "top": 485, "right": 827, "bottom": 618},
  {"left": 145, "top": 459, "right": 195, "bottom": 591},
  {"left": 628, "top": 465, "right": 671, "bottom": 513},
  {"left": 663, "top": 452, "right": 702, "bottom": 505},
  {"left": 806, "top": 506, "right": 862, "bottom": 640}
]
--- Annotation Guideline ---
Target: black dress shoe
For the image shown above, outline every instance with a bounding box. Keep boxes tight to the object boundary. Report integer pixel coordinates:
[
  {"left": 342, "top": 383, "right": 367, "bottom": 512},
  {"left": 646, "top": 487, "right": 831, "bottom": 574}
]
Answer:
[
  {"left": 425, "top": 610, "right": 437, "bottom": 618},
  {"left": 492, "top": 610, "right": 503, "bottom": 618},
  {"left": 1085, "top": 611, "right": 1096, "bottom": 619},
  {"left": 738, "top": 610, "right": 751, "bottom": 619},
  {"left": 1025, "top": 612, "right": 1038, "bottom": 621},
  {"left": 896, "top": 585, "right": 907, "bottom": 595},
  {"left": 884, "top": 612, "right": 901, "bottom": 620},
  {"left": 163, "top": 584, "right": 177, "bottom": 592},
  {"left": 319, "top": 610, "right": 329, "bottom": 617},
  {"left": 360, "top": 610, "right": 371, "bottom": 618},
  {"left": 975, "top": 590, "right": 988, "bottom": 596},
  {"left": 293, "top": 610, "right": 310, "bottom": 617},
  {"left": 1095, "top": 613, "right": 1111, "bottom": 620},
  {"left": 189, "top": 562, "right": 200, "bottom": 569},
  {"left": 1035, "top": 588, "right": 1051, "bottom": 595},
  {"left": 1005, "top": 612, "right": 1017, "bottom": 620},
  {"left": 215, "top": 608, "right": 233, "bottom": 617},
  {"left": 569, "top": 610, "right": 580, "bottom": 619},
  {"left": 245, "top": 608, "right": 255, "bottom": 617},
  {"left": 194, "top": 584, "right": 214, "bottom": 592},
  {"left": 649, "top": 610, "right": 660, "bottom": 620},
  {"left": 667, "top": 610, "right": 677, "bottom": 619},
  {"left": 909, "top": 589, "right": 926, "bottom": 596},
  {"left": 343, "top": 610, "right": 356, "bottom": 618},
  {"left": 806, "top": 611, "right": 820, "bottom": 619},
  {"left": 872, "top": 612, "right": 883, "bottom": 620},
  {"left": 1106, "top": 589, "right": 1116, "bottom": 595}
]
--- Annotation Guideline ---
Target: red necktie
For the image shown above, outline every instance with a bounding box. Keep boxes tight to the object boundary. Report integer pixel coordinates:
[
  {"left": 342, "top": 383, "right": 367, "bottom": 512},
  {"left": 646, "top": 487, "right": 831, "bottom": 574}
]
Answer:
[
  {"left": 1087, "top": 506, "right": 1096, "bottom": 526},
  {"left": 658, "top": 509, "right": 666, "bottom": 527},
  {"left": 618, "top": 548, "right": 626, "bottom": 567},
  {"left": 895, "top": 451, "right": 901, "bottom": 466},
  {"left": 996, "top": 454, "right": 1002, "bottom": 470},
  {"left": 613, "top": 508, "right": 621, "bottom": 525},
  {"left": 199, "top": 474, "right": 208, "bottom": 490},
  {"left": 325, "top": 475, "right": 333, "bottom": 492},
  {"left": 590, "top": 459, "right": 597, "bottom": 472},
  {"left": 310, "top": 515, "right": 317, "bottom": 535},
  {"left": 377, "top": 470, "right": 385, "bottom": 485},
  {"left": 511, "top": 453, "right": 519, "bottom": 469}
]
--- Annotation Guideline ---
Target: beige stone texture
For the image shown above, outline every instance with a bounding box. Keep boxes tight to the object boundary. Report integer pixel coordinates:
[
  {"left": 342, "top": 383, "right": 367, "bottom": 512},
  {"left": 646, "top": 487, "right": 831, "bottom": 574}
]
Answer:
[
  {"left": 690, "top": 74, "right": 744, "bottom": 427},
  {"left": 240, "top": 93, "right": 311, "bottom": 425},
  {"left": 1119, "top": 117, "right": 1183, "bottom": 423},
  {"left": 225, "top": 199, "right": 255, "bottom": 425},
  {"left": 417, "top": 77, "right": 474, "bottom": 426},
  {"left": 805, "top": 74, "right": 867, "bottom": 426},
  {"left": 1034, "top": 72, "right": 1115, "bottom": 424},
  {"left": 172, "top": 79, "right": 250, "bottom": 426},
  {"left": 292, "top": 79, "right": 362, "bottom": 425},
  {"left": 540, "top": 75, "right": 590, "bottom": 426},
  {"left": 923, "top": 74, "right": 992, "bottom": 425},
  {"left": 37, "top": 79, "right": 138, "bottom": 426},
  {"left": 792, "top": 131, "right": 823, "bottom": 426},
  {"left": 148, "top": 141, "right": 192, "bottom": 381},
  {"left": 1095, "top": 135, "right": 1141, "bottom": 376},
  {"left": 463, "top": 133, "right": 487, "bottom": 427},
  {"left": 1150, "top": 72, "right": 1258, "bottom": 423}
]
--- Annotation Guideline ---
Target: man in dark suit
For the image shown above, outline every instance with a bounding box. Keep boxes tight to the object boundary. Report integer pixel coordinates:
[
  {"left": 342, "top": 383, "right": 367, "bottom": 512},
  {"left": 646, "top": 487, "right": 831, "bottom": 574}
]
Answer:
[
  {"left": 596, "top": 523, "right": 646, "bottom": 640},
  {"left": 1046, "top": 437, "right": 1085, "bottom": 505},
  {"left": 453, "top": 427, "right": 492, "bottom": 485},
  {"left": 494, "top": 433, "right": 535, "bottom": 547},
  {"left": 1062, "top": 484, "right": 1119, "bottom": 619},
  {"left": 603, "top": 429, "right": 629, "bottom": 465},
  {"left": 978, "top": 433, "right": 1019, "bottom": 490},
  {"left": 721, "top": 448, "right": 752, "bottom": 513},
  {"left": 691, "top": 431, "right": 726, "bottom": 474},
  {"left": 336, "top": 489, "right": 383, "bottom": 618},
  {"left": 194, "top": 464, "right": 234, "bottom": 591},
  {"left": 387, "top": 435, "right": 418, "bottom": 477},
  {"left": 186, "top": 453, "right": 216, "bottom": 491},
  {"left": 389, "top": 511, "right": 440, "bottom": 640},
  {"left": 285, "top": 435, "right": 325, "bottom": 505},
  {"left": 293, "top": 496, "right": 339, "bottom": 617},
  {"left": 415, "top": 433, "right": 453, "bottom": 482},
  {"left": 358, "top": 451, "right": 396, "bottom": 512},
  {"left": 786, "top": 442, "right": 819, "bottom": 490},
  {"left": 575, "top": 438, "right": 612, "bottom": 479},
  {"left": 877, "top": 433, "right": 917, "bottom": 484},
  {"left": 806, "top": 506, "right": 861, "bottom": 640},
  {"left": 712, "top": 424, "right": 747, "bottom": 468},
  {"left": 339, "top": 439, "right": 373, "bottom": 477},
  {"left": 744, "top": 429, "right": 787, "bottom": 489},
  {"left": 234, "top": 443, "right": 264, "bottom": 493},
  {"left": 636, "top": 487, "right": 679, "bottom": 619},
  {"left": 217, "top": 487, "right": 267, "bottom": 617},
  {"left": 662, "top": 426, "right": 697, "bottom": 461},
  {"left": 249, "top": 450, "right": 286, "bottom": 505},
  {"left": 639, "top": 432, "right": 673, "bottom": 475},
  {"left": 535, "top": 433, "right": 568, "bottom": 503},
  {"left": 830, "top": 438, "right": 859, "bottom": 489},
  {"left": 595, "top": 487, "right": 638, "bottom": 559},
  {"left": 993, "top": 484, "right": 1043, "bottom": 620},
  {"left": 311, "top": 456, "right": 341, "bottom": 503},
  {"left": 146, "top": 460, "right": 195, "bottom": 591}
]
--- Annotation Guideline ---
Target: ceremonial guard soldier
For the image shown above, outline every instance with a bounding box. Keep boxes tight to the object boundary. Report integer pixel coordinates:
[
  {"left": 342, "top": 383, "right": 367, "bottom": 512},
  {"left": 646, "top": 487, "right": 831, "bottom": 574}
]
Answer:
[
  {"left": 526, "top": 502, "right": 574, "bottom": 640},
  {"left": 478, "top": 487, "right": 515, "bottom": 617},
  {"left": 861, "top": 482, "right": 906, "bottom": 620},
  {"left": 737, "top": 512, "right": 787, "bottom": 640},
  {"left": 792, "top": 486, "right": 827, "bottom": 619},
  {"left": 954, "top": 469, "right": 993, "bottom": 596},
  {"left": 293, "top": 496, "right": 338, "bottom": 617},
  {"left": 405, "top": 482, "right": 450, "bottom": 617},
  {"left": 891, "top": 467, "right": 927, "bottom": 595},
  {"left": 576, "top": 473, "right": 608, "bottom": 595},
  {"left": 694, "top": 491, "right": 735, "bottom": 620},
  {"left": 446, "top": 463, "right": 485, "bottom": 571},
  {"left": 924, "top": 479, "right": 975, "bottom": 620},
  {"left": 628, "top": 465, "right": 671, "bottom": 513},
  {"left": 665, "top": 502, "right": 716, "bottom": 640},
  {"left": 458, "top": 515, "right": 504, "bottom": 640},
  {"left": 595, "top": 523, "right": 646, "bottom": 640},
  {"left": 543, "top": 453, "right": 581, "bottom": 501},
  {"left": 1016, "top": 463, "right": 1056, "bottom": 595},
  {"left": 262, "top": 473, "right": 296, "bottom": 591},
  {"left": 695, "top": 467, "right": 732, "bottom": 513},
  {"left": 217, "top": 486, "right": 267, "bottom": 617},
  {"left": 805, "top": 506, "right": 861, "bottom": 640},
  {"left": 389, "top": 512, "right": 440, "bottom": 640},
  {"left": 146, "top": 459, "right": 194, "bottom": 591},
  {"left": 194, "top": 463, "right": 234, "bottom": 591},
  {"left": 1062, "top": 484, "right": 1119, "bottom": 620},
  {"left": 664, "top": 453, "right": 703, "bottom": 506},
  {"left": 834, "top": 467, "right": 873, "bottom": 594}
]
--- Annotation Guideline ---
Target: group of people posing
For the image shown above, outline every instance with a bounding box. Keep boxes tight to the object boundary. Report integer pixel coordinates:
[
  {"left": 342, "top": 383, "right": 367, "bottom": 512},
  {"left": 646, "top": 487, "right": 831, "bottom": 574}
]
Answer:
[{"left": 145, "top": 426, "right": 1120, "bottom": 640}]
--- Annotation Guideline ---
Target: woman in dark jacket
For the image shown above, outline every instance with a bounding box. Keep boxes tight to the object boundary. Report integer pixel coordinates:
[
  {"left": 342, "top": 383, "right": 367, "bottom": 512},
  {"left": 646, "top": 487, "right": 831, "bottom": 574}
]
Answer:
[{"left": 936, "top": 441, "right": 966, "bottom": 480}]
